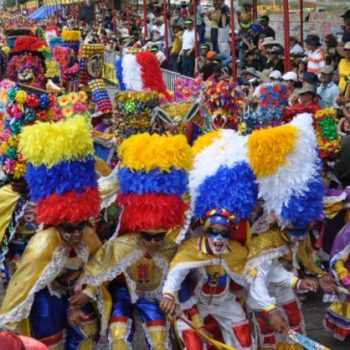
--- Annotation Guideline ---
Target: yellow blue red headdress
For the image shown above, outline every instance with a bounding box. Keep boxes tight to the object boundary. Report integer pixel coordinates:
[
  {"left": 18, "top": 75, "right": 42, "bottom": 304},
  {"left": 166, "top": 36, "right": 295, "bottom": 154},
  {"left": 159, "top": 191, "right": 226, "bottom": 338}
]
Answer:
[
  {"left": 18, "top": 116, "right": 100, "bottom": 225},
  {"left": 117, "top": 133, "right": 192, "bottom": 234}
]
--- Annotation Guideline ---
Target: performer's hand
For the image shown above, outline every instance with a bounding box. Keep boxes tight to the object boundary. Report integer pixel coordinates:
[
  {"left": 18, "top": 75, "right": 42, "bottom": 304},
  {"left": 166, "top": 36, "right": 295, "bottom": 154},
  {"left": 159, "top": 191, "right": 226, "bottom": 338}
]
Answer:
[
  {"left": 69, "top": 292, "right": 91, "bottom": 307},
  {"left": 299, "top": 278, "right": 318, "bottom": 292},
  {"left": 68, "top": 309, "right": 90, "bottom": 326},
  {"left": 198, "top": 326, "right": 214, "bottom": 344},
  {"left": 319, "top": 275, "right": 337, "bottom": 294},
  {"left": 159, "top": 295, "right": 176, "bottom": 315},
  {"left": 267, "top": 310, "right": 289, "bottom": 335}
]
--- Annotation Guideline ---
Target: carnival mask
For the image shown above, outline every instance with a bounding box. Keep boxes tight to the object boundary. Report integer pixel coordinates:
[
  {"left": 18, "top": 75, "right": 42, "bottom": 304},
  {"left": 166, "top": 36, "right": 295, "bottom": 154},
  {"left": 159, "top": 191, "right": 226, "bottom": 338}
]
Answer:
[
  {"left": 206, "top": 227, "right": 229, "bottom": 255},
  {"left": 18, "top": 68, "right": 34, "bottom": 84}
]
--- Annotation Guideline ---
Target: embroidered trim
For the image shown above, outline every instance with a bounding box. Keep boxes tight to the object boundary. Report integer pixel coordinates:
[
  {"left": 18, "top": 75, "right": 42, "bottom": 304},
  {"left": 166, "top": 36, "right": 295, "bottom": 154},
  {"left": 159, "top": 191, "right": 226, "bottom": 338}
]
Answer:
[
  {"left": 0, "top": 241, "right": 89, "bottom": 326},
  {"left": 244, "top": 246, "right": 290, "bottom": 284}
]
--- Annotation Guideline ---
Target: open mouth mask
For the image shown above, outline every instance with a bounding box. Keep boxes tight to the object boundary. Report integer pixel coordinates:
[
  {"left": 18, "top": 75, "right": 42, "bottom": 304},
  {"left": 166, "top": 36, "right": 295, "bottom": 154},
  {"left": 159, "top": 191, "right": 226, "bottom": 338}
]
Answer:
[{"left": 206, "top": 228, "right": 230, "bottom": 255}]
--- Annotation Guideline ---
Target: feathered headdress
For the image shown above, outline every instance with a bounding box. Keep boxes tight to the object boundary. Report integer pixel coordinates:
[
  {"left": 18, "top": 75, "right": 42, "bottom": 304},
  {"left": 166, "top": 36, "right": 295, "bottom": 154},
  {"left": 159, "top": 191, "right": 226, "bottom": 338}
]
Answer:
[
  {"left": 115, "top": 51, "right": 170, "bottom": 99},
  {"left": 117, "top": 133, "right": 192, "bottom": 235},
  {"left": 18, "top": 116, "right": 100, "bottom": 225},
  {"left": 191, "top": 113, "right": 323, "bottom": 232}
]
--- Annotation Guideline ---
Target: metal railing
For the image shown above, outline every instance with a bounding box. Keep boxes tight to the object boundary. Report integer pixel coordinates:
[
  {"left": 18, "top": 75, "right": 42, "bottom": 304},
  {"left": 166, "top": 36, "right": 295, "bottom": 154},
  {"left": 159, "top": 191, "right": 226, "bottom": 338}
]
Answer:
[{"left": 161, "top": 69, "right": 195, "bottom": 92}]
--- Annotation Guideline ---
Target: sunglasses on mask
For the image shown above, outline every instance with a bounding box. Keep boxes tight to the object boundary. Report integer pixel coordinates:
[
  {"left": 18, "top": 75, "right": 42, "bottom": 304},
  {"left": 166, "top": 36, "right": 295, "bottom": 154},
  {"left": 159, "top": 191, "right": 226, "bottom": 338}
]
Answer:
[
  {"left": 206, "top": 228, "right": 230, "bottom": 239},
  {"left": 141, "top": 232, "right": 166, "bottom": 242},
  {"left": 60, "top": 222, "right": 85, "bottom": 234}
]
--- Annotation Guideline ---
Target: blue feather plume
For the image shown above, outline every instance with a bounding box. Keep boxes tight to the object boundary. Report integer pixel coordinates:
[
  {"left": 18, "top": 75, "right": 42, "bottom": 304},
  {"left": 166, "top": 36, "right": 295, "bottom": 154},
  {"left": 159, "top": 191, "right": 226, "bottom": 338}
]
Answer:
[
  {"left": 280, "top": 177, "right": 324, "bottom": 229},
  {"left": 115, "top": 58, "right": 126, "bottom": 90},
  {"left": 194, "top": 162, "right": 258, "bottom": 221},
  {"left": 26, "top": 157, "right": 98, "bottom": 202},
  {"left": 118, "top": 168, "right": 188, "bottom": 196}
]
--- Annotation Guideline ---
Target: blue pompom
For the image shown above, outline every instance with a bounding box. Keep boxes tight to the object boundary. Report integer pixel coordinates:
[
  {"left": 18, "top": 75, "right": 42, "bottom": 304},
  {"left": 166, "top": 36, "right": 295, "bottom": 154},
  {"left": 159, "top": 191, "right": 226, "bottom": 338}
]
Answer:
[
  {"left": 118, "top": 168, "right": 188, "bottom": 196},
  {"left": 26, "top": 157, "right": 98, "bottom": 202},
  {"left": 281, "top": 177, "right": 324, "bottom": 228},
  {"left": 194, "top": 162, "right": 258, "bottom": 221}
]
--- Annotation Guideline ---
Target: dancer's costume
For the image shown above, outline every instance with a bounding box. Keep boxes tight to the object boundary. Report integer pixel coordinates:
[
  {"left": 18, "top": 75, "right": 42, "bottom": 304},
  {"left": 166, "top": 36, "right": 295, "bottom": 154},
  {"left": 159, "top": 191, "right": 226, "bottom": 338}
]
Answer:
[
  {"left": 324, "top": 222, "right": 350, "bottom": 340},
  {"left": 0, "top": 85, "right": 57, "bottom": 279},
  {"left": 0, "top": 116, "right": 110, "bottom": 349},
  {"left": 162, "top": 129, "right": 260, "bottom": 349},
  {"left": 80, "top": 133, "right": 192, "bottom": 349},
  {"left": 243, "top": 114, "right": 324, "bottom": 349}
]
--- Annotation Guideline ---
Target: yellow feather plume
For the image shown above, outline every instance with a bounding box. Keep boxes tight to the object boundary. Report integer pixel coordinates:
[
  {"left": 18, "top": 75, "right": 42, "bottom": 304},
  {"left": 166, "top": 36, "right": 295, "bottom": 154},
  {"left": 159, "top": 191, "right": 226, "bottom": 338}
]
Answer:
[
  {"left": 247, "top": 124, "right": 299, "bottom": 178},
  {"left": 191, "top": 130, "right": 221, "bottom": 156},
  {"left": 19, "top": 116, "right": 94, "bottom": 168},
  {"left": 119, "top": 133, "right": 193, "bottom": 172},
  {"left": 61, "top": 30, "right": 81, "bottom": 42}
]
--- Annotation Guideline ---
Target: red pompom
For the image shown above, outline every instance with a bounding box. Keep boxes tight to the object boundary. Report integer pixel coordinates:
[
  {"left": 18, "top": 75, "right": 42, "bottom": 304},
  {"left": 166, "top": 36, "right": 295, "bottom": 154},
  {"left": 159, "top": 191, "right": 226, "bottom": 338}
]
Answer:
[
  {"left": 36, "top": 187, "right": 101, "bottom": 225},
  {"left": 136, "top": 51, "right": 171, "bottom": 100},
  {"left": 27, "top": 94, "right": 40, "bottom": 109},
  {"left": 118, "top": 193, "right": 188, "bottom": 233},
  {"left": 13, "top": 36, "right": 47, "bottom": 53}
]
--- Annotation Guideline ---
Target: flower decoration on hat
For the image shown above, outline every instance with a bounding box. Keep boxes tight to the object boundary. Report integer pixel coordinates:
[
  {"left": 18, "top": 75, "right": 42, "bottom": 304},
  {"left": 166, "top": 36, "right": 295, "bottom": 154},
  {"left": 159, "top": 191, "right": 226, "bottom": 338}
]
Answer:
[
  {"left": 115, "top": 91, "right": 159, "bottom": 141},
  {"left": 18, "top": 116, "right": 100, "bottom": 225},
  {"left": 313, "top": 108, "right": 340, "bottom": 159},
  {"left": 7, "top": 36, "right": 59, "bottom": 89},
  {"left": 117, "top": 133, "right": 192, "bottom": 238},
  {"left": 0, "top": 86, "right": 57, "bottom": 179},
  {"left": 203, "top": 78, "right": 243, "bottom": 130}
]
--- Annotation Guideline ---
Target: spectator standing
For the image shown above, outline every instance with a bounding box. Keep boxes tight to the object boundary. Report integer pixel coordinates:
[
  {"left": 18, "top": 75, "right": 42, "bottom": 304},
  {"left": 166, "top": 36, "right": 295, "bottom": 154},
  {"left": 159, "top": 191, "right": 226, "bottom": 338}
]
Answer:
[
  {"left": 181, "top": 18, "right": 196, "bottom": 77},
  {"left": 196, "top": 0, "right": 206, "bottom": 44},
  {"left": 208, "top": 2, "right": 221, "bottom": 53},
  {"left": 171, "top": 6, "right": 185, "bottom": 30},
  {"left": 217, "top": 0, "right": 230, "bottom": 54},
  {"left": 259, "top": 15, "right": 275, "bottom": 40},
  {"left": 170, "top": 24, "right": 183, "bottom": 72},
  {"left": 341, "top": 9, "right": 350, "bottom": 44},
  {"left": 317, "top": 66, "right": 341, "bottom": 108},
  {"left": 305, "top": 34, "right": 325, "bottom": 75},
  {"left": 237, "top": 2, "right": 253, "bottom": 30},
  {"left": 338, "top": 42, "right": 350, "bottom": 94},
  {"left": 180, "top": 1, "right": 190, "bottom": 18}
]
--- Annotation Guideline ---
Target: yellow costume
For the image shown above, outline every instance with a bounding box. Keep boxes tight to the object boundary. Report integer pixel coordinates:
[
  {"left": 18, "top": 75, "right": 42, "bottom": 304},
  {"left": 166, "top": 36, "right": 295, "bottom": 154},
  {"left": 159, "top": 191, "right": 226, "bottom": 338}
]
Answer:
[
  {"left": 0, "top": 226, "right": 111, "bottom": 349},
  {"left": 245, "top": 228, "right": 326, "bottom": 350},
  {"left": 338, "top": 58, "right": 350, "bottom": 95},
  {"left": 81, "top": 234, "right": 177, "bottom": 350}
]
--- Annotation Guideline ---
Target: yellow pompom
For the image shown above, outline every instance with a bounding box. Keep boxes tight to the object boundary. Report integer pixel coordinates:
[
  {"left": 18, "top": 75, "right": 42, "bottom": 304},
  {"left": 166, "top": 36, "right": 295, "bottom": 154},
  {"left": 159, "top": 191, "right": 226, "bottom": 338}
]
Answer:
[
  {"left": 248, "top": 124, "right": 299, "bottom": 178},
  {"left": 62, "top": 30, "right": 82, "bottom": 42},
  {"left": 119, "top": 133, "right": 193, "bottom": 172},
  {"left": 19, "top": 116, "right": 94, "bottom": 168},
  {"left": 192, "top": 130, "right": 221, "bottom": 156},
  {"left": 15, "top": 90, "right": 27, "bottom": 104}
]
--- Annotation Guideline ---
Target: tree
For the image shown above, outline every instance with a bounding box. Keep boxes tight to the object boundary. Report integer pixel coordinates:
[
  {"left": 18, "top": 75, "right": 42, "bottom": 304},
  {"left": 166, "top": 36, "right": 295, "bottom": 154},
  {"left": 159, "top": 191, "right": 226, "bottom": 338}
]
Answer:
[{"left": 3, "top": 0, "right": 16, "bottom": 9}]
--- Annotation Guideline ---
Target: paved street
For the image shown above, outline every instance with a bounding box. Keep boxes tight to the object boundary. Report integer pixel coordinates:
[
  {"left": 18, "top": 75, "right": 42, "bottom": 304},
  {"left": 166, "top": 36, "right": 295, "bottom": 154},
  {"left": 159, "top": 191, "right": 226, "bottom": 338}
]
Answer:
[{"left": 304, "top": 292, "right": 349, "bottom": 350}]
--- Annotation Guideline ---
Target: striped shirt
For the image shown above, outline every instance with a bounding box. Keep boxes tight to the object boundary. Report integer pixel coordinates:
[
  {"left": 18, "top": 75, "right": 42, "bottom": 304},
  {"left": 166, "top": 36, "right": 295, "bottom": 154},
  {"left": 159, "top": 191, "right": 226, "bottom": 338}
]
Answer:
[{"left": 307, "top": 48, "right": 326, "bottom": 75}]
